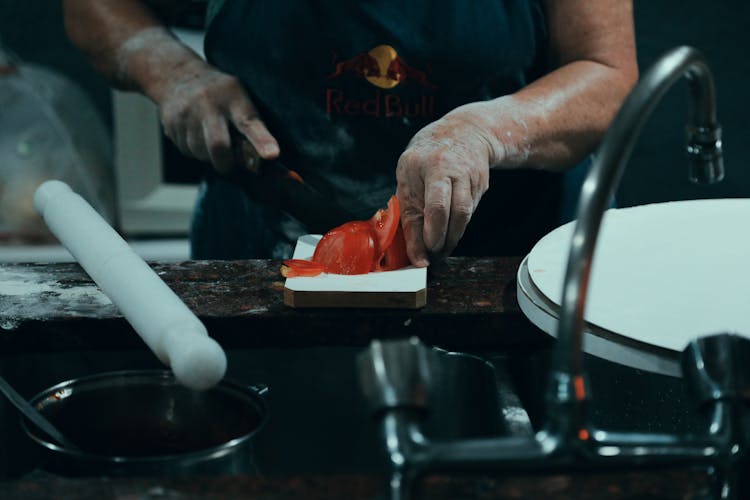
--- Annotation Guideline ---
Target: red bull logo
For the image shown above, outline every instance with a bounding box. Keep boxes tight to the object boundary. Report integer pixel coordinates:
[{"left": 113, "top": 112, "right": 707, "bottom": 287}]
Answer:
[
  {"left": 327, "top": 45, "right": 435, "bottom": 89},
  {"left": 325, "top": 45, "right": 436, "bottom": 119}
]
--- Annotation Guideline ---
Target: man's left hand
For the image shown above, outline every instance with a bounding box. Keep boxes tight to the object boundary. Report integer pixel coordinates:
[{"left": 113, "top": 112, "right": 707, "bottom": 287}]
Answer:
[{"left": 396, "top": 102, "right": 501, "bottom": 267}]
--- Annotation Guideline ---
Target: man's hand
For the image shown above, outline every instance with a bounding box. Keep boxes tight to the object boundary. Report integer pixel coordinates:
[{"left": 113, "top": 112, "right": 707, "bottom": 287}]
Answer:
[
  {"left": 154, "top": 59, "right": 279, "bottom": 173},
  {"left": 397, "top": 0, "right": 638, "bottom": 266},
  {"left": 396, "top": 102, "right": 498, "bottom": 267},
  {"left": 62, "top": 0, "right": 279, "bottom": 172}
]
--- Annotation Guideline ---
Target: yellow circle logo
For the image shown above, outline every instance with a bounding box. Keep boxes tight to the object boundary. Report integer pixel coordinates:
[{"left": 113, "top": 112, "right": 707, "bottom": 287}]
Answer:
[
  {"left": 326, "top": 45, "right": 435, "bottom": 90},
  {"left": 365, "top": 45, "right": 400, "bottom": 89}
]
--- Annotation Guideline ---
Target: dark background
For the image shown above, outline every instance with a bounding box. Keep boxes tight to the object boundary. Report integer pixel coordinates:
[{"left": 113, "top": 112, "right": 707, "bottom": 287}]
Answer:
[{"left": 1, "top": 0, "right": 748, "bottom": 206}]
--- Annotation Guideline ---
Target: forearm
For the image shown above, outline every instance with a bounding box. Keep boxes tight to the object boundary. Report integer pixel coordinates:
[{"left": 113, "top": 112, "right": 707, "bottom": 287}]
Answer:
[
  {"left": 478, "top": 0, "right": 638, "bottom": 171},
  {"left": 65, "top": 0, "right": 278, "bottom": 170},
  {"left": 485, "top": 59, "right": 638, "bottom": 171},
  {"left": 63, "top": 0, "right": 205, "bottom": 102}
]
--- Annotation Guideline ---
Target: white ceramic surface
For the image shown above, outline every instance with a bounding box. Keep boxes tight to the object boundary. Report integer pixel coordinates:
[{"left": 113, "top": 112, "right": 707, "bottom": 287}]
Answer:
[{"left": 526, "top": 199, "right": 750, "bottom": 354}]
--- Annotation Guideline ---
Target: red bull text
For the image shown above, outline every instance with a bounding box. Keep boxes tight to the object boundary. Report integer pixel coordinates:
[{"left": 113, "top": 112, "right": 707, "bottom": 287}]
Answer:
[{"left": 326, "top": 89, "right": 435, "bottom": 118}]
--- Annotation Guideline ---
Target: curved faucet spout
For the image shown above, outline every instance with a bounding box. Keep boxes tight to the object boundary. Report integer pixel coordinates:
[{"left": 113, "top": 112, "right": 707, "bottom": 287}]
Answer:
[{"left": 545, "top": 46, "right": 724, "bottom": 440}]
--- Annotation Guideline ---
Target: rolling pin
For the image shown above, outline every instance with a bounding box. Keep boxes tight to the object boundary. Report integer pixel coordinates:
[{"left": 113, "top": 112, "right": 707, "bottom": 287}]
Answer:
[{"left": 33, "top": 180, "right": 226, "bottom": 390}]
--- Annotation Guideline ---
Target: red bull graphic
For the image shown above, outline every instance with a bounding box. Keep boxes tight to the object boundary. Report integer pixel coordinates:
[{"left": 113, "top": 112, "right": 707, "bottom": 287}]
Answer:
[
  {"left": 325, "top": 45, "right": 436, "bottom": 119},
  {"left": 327, "top": 45, "right": 435, "bottom": 89},
  {"left": 327, "top": 52, "right": 381, "bottom": 81}
]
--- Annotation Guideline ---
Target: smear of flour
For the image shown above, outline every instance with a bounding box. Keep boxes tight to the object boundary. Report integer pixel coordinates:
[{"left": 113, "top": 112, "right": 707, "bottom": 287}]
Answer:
[
  {"left": 243, "top": 307, "right": 269, "bottom": 314},
  {"left": 0, "top": 269, "right": 115, "bottom": 329},
  {"left": 2, "top": 281, "right": 58, "bottom": 296}
]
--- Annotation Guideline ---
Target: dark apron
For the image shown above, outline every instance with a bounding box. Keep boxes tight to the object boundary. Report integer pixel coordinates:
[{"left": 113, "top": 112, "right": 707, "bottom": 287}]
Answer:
[{"left": 193, "top": 0, "right": 564, "bottom": 259}]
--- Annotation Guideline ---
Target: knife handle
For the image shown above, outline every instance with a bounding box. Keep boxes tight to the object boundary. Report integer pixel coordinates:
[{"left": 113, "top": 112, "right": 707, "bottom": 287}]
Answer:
[{"left": 228, "top": 138, "right": 354, "bottom": 233}]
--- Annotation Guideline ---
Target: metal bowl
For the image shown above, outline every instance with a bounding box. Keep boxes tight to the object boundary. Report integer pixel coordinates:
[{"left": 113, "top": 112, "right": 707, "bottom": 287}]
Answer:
[{"left": 22, "top": 370, "right": 268, "bottom": 476}]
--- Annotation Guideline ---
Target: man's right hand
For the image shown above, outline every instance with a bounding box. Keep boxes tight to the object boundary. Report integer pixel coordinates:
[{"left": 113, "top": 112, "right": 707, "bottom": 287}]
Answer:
[
  {"left": 62, "top": 0, "right": 279, "bottom": 173},
  {"left": 153, "top": 58, "right": 280, "bottom": 173}
]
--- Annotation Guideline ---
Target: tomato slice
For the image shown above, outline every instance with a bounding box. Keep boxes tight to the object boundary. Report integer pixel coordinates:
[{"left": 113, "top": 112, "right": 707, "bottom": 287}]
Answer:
[
  {"left": 281, "top": 195, "right": 409, "bottom": 279},
  {"left": 374, "top": 224, "right": 410, "bottom": 271},
  {"left": 370, "top": 195, "right": 400, "bottom": 256},
  {"left": 281, "top": 259, "right": 326, "bottom": 278},
  {"left": 312, "top": 221, "right": 376, "bottom": 275}
]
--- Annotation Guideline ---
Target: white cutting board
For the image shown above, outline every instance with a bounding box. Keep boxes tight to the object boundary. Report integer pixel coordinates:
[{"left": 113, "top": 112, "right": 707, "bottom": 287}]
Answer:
[
  {"left": 283, "top": 234, "right": 427, "bottom": 308},
  {"left": 526, "top": 199, "right": 750, "bottom": 353}
]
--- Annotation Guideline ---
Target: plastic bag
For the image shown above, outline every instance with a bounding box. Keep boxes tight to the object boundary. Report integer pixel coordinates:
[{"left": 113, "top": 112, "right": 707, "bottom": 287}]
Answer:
[{"left": 0, "top": 46, "right": 114, "bottom": 243}]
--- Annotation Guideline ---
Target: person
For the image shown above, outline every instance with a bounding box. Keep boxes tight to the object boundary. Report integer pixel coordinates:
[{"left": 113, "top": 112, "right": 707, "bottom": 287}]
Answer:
[{"left": 63, "top": 0, "right": 638, "bottom": 265}]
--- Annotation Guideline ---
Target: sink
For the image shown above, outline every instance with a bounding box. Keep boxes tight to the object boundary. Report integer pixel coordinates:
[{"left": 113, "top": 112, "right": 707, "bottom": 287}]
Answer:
[
  {"left": 498, "top": 349, "right": 706, "bottom": 435},
  {"left": 0, "top": 345, "right": 518, "bottom": 479},
  {"left": 0, "top": 343, "right": 705, "bottom": 480}
]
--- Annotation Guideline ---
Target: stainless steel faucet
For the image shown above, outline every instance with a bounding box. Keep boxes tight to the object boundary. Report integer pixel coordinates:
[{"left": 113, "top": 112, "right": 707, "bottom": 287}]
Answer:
[
  {"left": 548, "top": 44, "right": 724, "bottom": 442},
  {"left": 359, "top": 46, "right": 747, "bottom": 500}
]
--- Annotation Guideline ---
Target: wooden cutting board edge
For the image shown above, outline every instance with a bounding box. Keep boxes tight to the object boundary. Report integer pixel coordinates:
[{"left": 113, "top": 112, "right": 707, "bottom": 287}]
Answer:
[{"left": 284, "top": 287, "right": 427, "bottom": 309}]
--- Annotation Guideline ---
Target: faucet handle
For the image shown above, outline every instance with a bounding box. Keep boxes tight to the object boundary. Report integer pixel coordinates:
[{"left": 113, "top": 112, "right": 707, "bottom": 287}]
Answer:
[
  {"left": 687, "top": 123, "right": 724, "bottom": 184},
  {"left": 681, "top": 333, "right": 750, "bottom": 410},
  {"left": 357, "top": 337, "right": 432, "bottom": 415}
]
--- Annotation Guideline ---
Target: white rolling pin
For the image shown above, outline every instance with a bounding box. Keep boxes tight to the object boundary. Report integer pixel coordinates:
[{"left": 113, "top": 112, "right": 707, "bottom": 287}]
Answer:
[{"left": 34, "top": 180, "right": 226, "bottom": 390}]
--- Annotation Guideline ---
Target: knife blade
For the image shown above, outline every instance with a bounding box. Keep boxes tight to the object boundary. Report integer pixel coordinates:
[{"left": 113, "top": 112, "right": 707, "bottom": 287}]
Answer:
[{"left": 224, "top": 138, "right": 355, "bottom": 234}]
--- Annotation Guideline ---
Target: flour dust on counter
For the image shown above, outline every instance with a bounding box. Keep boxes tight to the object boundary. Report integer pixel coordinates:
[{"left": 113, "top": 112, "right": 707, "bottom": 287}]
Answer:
[{"left": 0, "top": 267, "right": 115, "bottom": 329}]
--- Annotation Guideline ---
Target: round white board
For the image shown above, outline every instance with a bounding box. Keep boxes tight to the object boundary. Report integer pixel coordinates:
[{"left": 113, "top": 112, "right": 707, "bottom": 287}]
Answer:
[{"left": 526, "top": 199, "right": 750, "bottom": 355}]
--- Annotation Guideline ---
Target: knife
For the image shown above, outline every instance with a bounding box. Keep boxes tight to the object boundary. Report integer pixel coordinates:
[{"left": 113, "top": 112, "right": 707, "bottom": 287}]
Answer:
[{"left": 223, "top": 137, "right": 355, "bottom": 234}]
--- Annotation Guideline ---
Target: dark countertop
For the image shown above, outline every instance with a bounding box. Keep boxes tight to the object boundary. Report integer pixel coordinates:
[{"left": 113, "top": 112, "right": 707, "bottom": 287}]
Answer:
[
  {"left": 0, "top": 257, "right": 548, "bottom": 353},
  {"left": 0, "top": 257, "right": 711, "bottom": 498}
]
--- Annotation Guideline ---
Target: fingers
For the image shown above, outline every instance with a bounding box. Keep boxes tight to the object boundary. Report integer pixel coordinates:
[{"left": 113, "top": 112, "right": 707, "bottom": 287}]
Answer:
[
  {"left": 229, "top": 100, "right": 280, "bottom": 161},
  {"left": 396, "top": 157, "right": 430, "bottom": 268},
  {"left": 397, "top": 121, "right": 491, "bottom": 262},
  {"left": 422, "top": 177, "right": 451, "bottom": 254},
  {"left": 202, "top": 115, "right": 234, "bottom": 173},
  {"left": 158, "top": 68, "right": 279, "bottom": 173},
  {"left": 422, "top": 176, "right": 475, "bottom": 257},
  {"left": 397, "top": 149, "right": 479, "bottom": 265},
  {"left": 400, "top": 169, "right": 476, "bottom": 263},
  {"left": 401, "top": 207, "right": 430, "bottom": 268},
  {"left": 173, "top": 113, "right": 234, "bottom": 174},
  {"left": 443, "top": 176, "right": 473, "bottom": 256}
]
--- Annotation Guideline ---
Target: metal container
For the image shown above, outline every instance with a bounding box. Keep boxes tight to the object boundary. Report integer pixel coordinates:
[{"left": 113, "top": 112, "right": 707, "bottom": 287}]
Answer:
[{"left": 21, "top": 370, "right": 268, "bottom": 476}]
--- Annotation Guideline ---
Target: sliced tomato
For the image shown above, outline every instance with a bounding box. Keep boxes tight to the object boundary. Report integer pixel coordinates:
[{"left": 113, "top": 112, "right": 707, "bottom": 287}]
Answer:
[
  {"left": 374, "top": 223, "right": 410, "bottom": 271},
  {"left": 370, "top": 195, "right": 400, "bottom": 256},
  {"left": 281, "top": 259, "right": 326, "bottom": 278},
  {"left": 281, "top": 195, "right": 409, "bottom": 279},
  {"left": 312, "top": 221, "right": 376, "bottom": 275}
]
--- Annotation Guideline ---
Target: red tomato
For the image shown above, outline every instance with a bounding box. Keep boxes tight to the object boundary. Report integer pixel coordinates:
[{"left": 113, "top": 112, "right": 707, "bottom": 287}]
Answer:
[
  {"left": 281, "top": 259, "right": 326, "bottom": 278},
  {"left": 281, "top": 195, "right": 411, "bottom": 279},
  {"left": 370, "top": 195, "right": 400, "bottom": 257},
  {"left": 312, "top": 221, "right": 376, "bottom": 275},
  {"left": 374, "top": 224, "right": 410, "bottom": 271}
]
